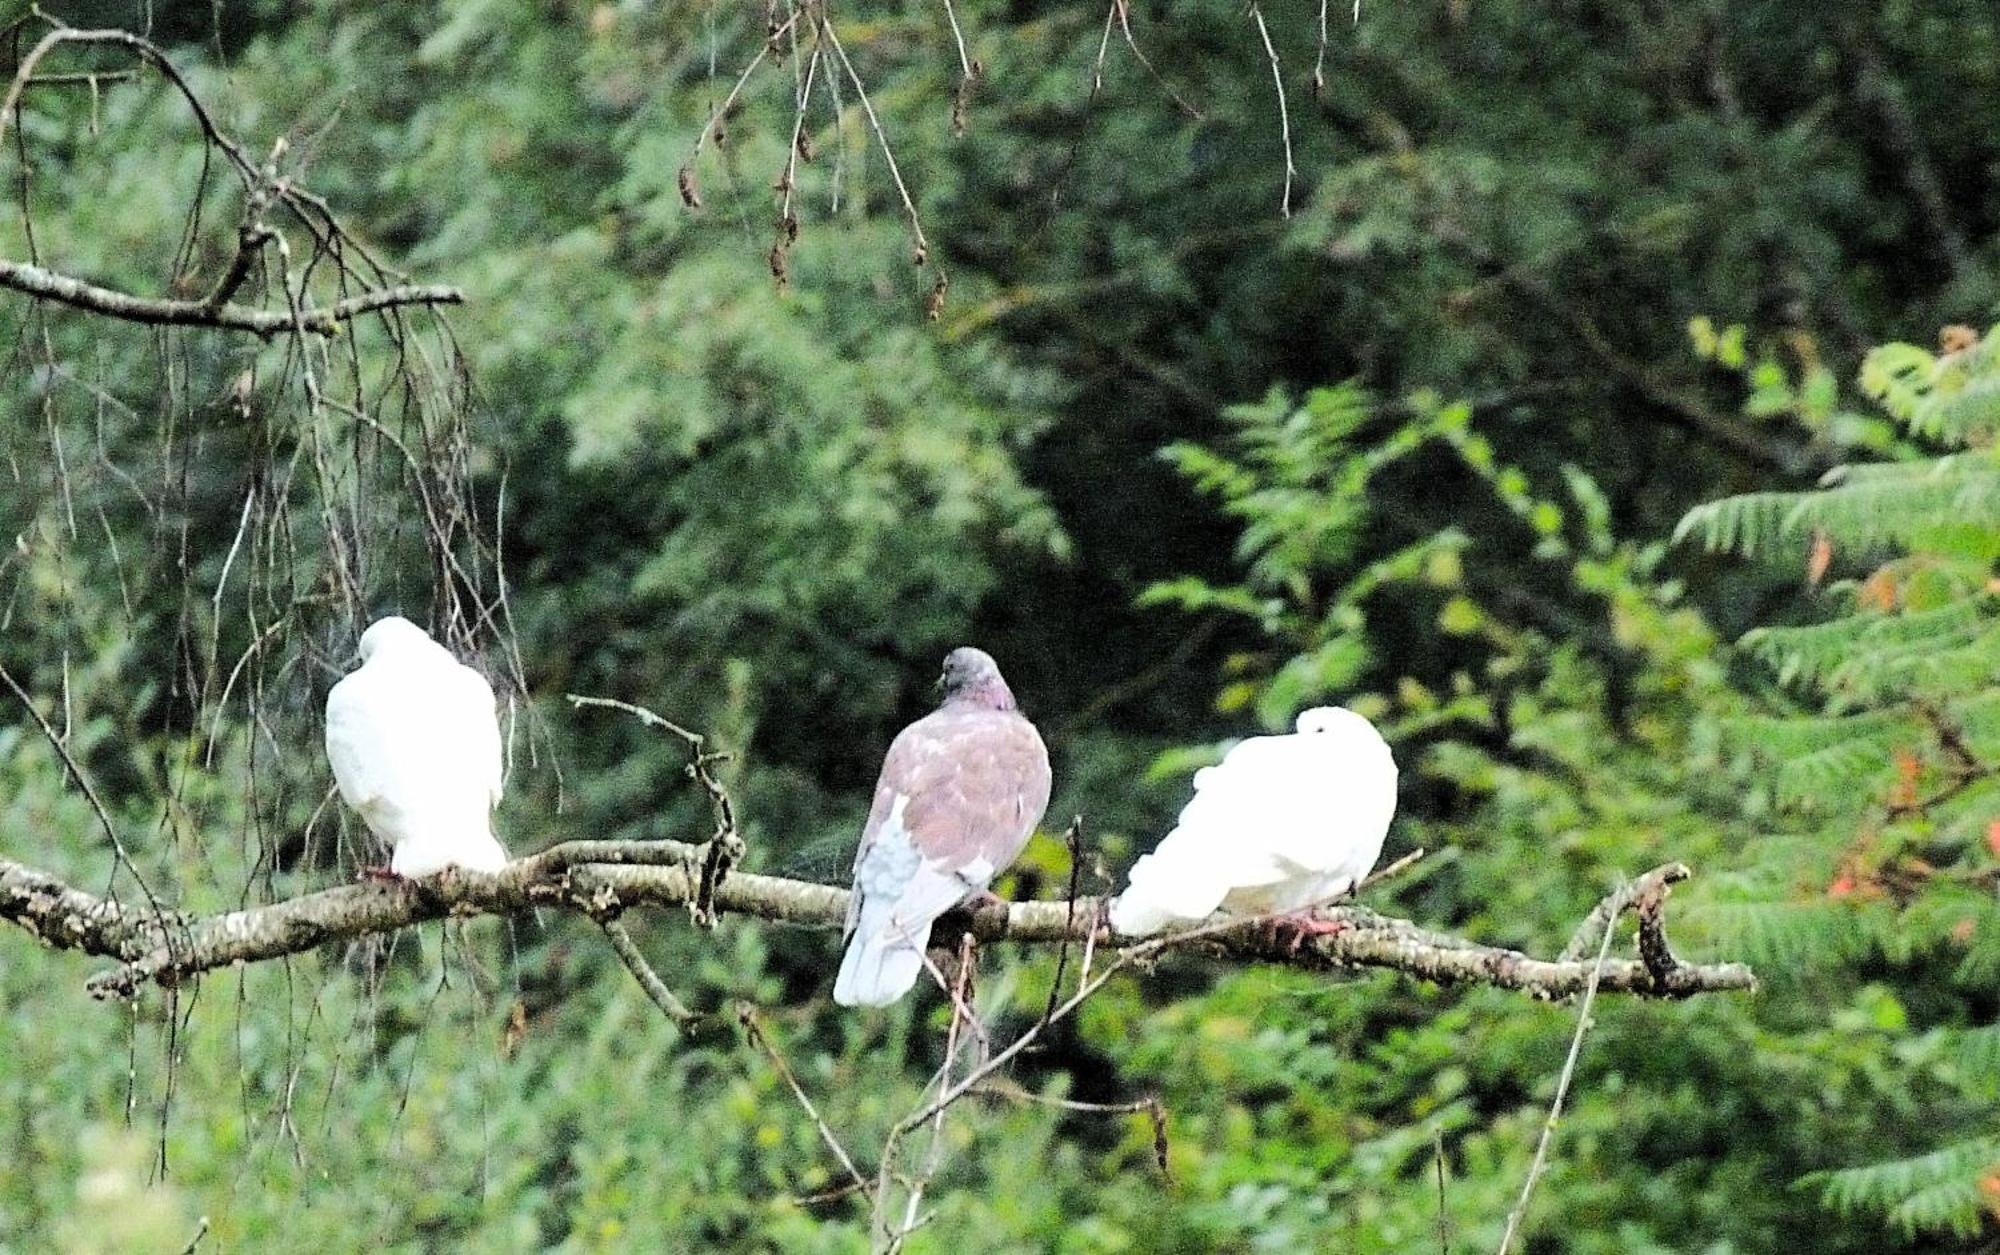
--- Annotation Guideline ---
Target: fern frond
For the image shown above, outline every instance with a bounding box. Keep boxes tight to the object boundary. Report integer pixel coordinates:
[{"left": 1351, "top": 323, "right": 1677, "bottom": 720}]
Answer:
[
  {"left": 1678, "top": 461, "right": 2000, "bottom": 560},
  {"left": 1955, "top": 1022, "right": 2000, "bottom": 1089},
  {"left": 1690, "top": 896, "right": 1886, "bottom": 970},
  {"left": 1722, "top": 711, "right": 1915, "bottom": 809},
  {"left": 1808, "top": 1135, "right": 2000, "bottom": 1239},
  {"left": 1741, "top": 596, "right": 1995, "bottom": 696},
  {"left": 1915, "top": 371, "right": 2000, "bottom": 442},
  {"left": 1672, "top": 491, "right": 1797, "bottom": 555}
]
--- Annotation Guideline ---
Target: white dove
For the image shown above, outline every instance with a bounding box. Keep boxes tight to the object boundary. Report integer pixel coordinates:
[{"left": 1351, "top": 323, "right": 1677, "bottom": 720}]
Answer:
[
  {"left": 1109, "top": 706, "right": 1397, "bottom": 936},
  {"left": 325, "top": 616, "right": 510, "bottom": 877}
]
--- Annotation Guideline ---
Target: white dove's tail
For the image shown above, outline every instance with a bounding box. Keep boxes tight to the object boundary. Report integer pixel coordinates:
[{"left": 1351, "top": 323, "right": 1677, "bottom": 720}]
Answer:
[
  {"left": 1108, "top": 846, "right": 1231, "bottom": 937},
  {"left": 833, "top": 897, "right": 931, "bottom": 1007},
  {"left": 391, "top": 823, "right": 510, "bottom": 878}
]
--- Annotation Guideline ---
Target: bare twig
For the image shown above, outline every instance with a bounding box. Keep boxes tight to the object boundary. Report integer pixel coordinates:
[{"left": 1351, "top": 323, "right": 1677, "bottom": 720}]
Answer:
[
  {"left": 819, "top": 15, "right": 931, "bottom": 266},
  {"left": 939, "top": 0, "right": 978, "bottom": 139},
  {"left": 883, "top": 933, "right": 977, "bottom": 1252},
  {"left": 686, "top": 10, "right": 801, "bottom": 175},
  {"left": 597, "top": 915, "right": 697, "bottom": 1024},
  {"left": 1312, "top": 0, "right": 1330, "bottom": 97},
  {"left": 1110, "top": 0, "right": 1201, "bottom": 119},
  {"left": 968, "top": 1079, "right": 1172, "bottom": 1177},
  {"left": 0, "top": 657, "right": 165, "bottom": 915},
  {"left": 773, "top": 38, "right": 822, "bottom": 285},
  {"left": 1496, "top": 901, "right": 1616, "bottom": 1255},
  {"left": 565, "top": 694, "right": 743, "bottom": 926},
  {"left": 1248, "top": 3, "right": 1295, "bottom": 219},
  {"left": 20, "top": 69, "right": 138, "bottom": 86},
  {"left": 178, "top": 1214, "right": 210, "bottom": 1255},
  {"left": 1039, "top": 815, "right": 1087, "bottom": 1028},
  {"left": 740, "top": 1005, "right": 876, "bottom": 1202},
  {"left": 940, "top": 0, "right": 973, "bottom": 80},
  {"left": 1434, "top": 1129, "right": 1451, "bottom": 1255}
]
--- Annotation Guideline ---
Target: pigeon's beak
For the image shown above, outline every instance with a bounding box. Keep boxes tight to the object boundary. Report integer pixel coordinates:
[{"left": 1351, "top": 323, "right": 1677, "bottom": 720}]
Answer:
[{"left": 931, "top": 671, "right": 947, "bottom": 694}]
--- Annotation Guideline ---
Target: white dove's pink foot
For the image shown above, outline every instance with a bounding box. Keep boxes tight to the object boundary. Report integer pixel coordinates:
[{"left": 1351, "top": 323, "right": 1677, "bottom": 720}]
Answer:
[
  {"left": 358, "top": 865, "right": 407, "bottom": 884},
  {"left": 1271, "top": 912, "right": 1349, "bottom": 955}
]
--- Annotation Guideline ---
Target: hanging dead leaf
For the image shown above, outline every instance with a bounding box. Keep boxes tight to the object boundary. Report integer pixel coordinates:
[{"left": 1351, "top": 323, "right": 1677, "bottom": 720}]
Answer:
[
  {"left": 1891, "top": 749, "right": 1922, "bottom": 809},
  {"left": 1858, "top": 567, "right": 1899, "bottom": 611},
  {"left": 501, "top": 1000, "right": 529, "bottom": 1058},
  {"left": 1806, "top": 530, "right": 1832, "bottom": 586}
]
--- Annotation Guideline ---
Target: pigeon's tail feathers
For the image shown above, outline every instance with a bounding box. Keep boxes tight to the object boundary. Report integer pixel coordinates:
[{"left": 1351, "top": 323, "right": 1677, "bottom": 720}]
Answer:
[
  {"left": 833, "top": 899, "right": 931, "bottom": 1007},
  {"left": 1108, "top": 845, "right": 1232, "bottom": 937}
]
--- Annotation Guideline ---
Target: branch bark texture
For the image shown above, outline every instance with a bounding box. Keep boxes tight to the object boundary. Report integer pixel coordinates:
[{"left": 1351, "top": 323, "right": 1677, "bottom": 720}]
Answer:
[{"left": 0, "top": 840, "right": 1756, "bottom": 1004}]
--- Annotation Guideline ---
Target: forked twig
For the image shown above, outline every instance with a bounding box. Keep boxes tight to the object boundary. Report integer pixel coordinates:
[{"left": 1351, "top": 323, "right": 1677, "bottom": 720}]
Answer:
[
  {"left": 883, "top": 932, "right": 978, "bottom": 1251},
  {"left": 565, "top": 694, "right": 744, "bottom": 926}
]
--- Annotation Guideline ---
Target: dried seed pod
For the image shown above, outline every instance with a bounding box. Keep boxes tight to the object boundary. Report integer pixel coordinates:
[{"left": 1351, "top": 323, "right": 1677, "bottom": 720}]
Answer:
[
  {"left": 678, "top": 166, "right": 702, "bottom": 209},
  {"left": 952, "top": 77, "right": 972, "bottom": 138},
  {"left": 924, "top": 272, "right": 949, "bottom": 320}
]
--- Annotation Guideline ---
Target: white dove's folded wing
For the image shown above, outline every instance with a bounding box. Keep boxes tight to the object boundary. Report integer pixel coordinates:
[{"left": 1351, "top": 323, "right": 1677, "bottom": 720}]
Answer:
[
  {"left": 1108, "top": 837, "right": 1235, "bottom": 935},
  {"left": 443, "top": 661, "right": 505, "bottom": 809},
  {"left": 325, "top": 671, "right": 407, "bottom": 816}
]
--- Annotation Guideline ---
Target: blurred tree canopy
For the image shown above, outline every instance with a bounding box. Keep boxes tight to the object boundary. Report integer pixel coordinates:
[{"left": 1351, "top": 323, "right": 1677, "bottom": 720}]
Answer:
[{"left": 2, "top": 0, "right": 1999, "bottom": 1249}]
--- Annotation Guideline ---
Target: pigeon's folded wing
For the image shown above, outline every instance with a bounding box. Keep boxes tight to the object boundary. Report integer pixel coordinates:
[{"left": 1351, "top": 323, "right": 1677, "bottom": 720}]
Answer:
[{"left": 835, "top": 706, "right": 1049, "bottom": 1006}]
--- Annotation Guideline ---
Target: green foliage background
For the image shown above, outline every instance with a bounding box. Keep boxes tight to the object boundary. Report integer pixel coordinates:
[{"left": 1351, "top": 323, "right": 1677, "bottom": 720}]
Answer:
[{"left": 3, "top": 0, "right": 1999, "bottom": 1249}]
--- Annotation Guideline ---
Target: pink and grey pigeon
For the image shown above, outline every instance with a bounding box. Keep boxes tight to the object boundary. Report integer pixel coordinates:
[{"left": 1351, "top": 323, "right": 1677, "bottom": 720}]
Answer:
[{"left": 833, "top": 647, "right": 1052, "bottom": 1007}]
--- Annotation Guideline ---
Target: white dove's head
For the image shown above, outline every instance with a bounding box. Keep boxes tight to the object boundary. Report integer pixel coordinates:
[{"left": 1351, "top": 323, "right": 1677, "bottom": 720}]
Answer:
[
  {"left": 356, "top": 615, "right": 434, "bottom": 664},
  {"left": 1296, "top": 706, "right": 1369, "bottom": 736}
]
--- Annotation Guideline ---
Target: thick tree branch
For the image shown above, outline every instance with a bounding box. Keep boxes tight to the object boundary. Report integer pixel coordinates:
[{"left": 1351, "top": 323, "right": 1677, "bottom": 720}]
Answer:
[
  {"left": 0, "top": 258, "right": 462, "bottom": 337},
  {"left": 0, "top": 842, "right": 1756, "bottom": 1002}
]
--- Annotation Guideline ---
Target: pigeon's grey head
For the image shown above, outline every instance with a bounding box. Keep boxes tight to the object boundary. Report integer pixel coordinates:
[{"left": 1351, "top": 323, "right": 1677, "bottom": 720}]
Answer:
[
  {"left": 356, "top": 615, "right": 433, "bottom": 664},
  {"left": 936, "top": 646, "right": 1016, "bottom": 711}
]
